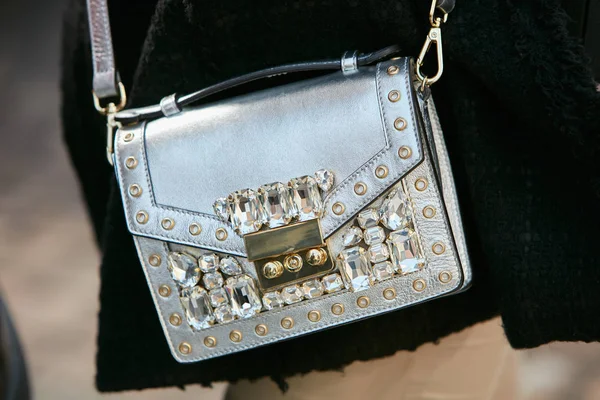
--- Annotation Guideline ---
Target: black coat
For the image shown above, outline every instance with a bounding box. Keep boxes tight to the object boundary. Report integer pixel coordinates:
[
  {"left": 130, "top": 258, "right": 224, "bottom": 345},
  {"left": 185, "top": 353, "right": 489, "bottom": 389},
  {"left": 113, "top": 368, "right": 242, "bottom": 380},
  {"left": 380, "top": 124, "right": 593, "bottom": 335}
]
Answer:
[{"left": 61, "top": 0, "right": 600, "bottom": 392}]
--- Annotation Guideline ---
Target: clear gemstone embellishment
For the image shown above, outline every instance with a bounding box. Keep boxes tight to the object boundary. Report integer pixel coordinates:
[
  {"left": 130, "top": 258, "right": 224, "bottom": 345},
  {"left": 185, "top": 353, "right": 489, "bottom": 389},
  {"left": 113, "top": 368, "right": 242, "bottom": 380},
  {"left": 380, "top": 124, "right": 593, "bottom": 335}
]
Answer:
[
  {"left": 341, "top": 226, "right": 363, "bottom": 247},
  {"left": 203, "top": 271, "right": 224, "bottom": 290},
  {"left": 180, "top": 286, "right": 214, "bottom": 330},
  {"left": 199, "top": 253, "right": 219, "bottom": 273},
  {"left": 259, "top": 182, "right": 295, "bottom": 228},
  {"left": 289, "top": 176, "right": 323, "bottom": 221},
  {"left": 321, "top": 273, "right": 344, "bottom": 293},
  {"left": 379, "top": 188, "right": 412, "bottom": 230},
  {"left": 208, "top": 287, "right": 228, "bottom": 307},
  {"left": 387, "top": 229, "right": 425, "bottom": 274},
  {"left": 214, "top": 305, "right": 235, "bottom": 324},
  {"left": 213, "top": 197, "right": 229, "bottom": 221},
  {"left": 357, "top": 209, "right": 379, "bottom": 229},
  {"left": 166, "top": 252, "right": 200, "bottom": 288},
  {"left": 219, "top": 256, "right": 243, "bottom": 276},
  {"left": 337, "top": 246, "right": 373, "bottom": 292},
  {"left": 228, "top": 189, "right": 264, "bottom": 234},
  {"left": 302, "top": 279, "right": 324, "bottom": 299},
  {"left": 262, "top": 291, "right": 284, "bottom": 310},
  {"left": 281, "top": 285, "right": 304, "bottom": 304},
  {"left": 368, "top": 243, "right": 390, "bottom": 264},
  {"left": 372, "top": 261, "right": 395, "bottom": 281},
  {"left": 364, "top": 226, "right": 386, "bottom": 245},
  {"left": 224, "top": 274, "right": 262, "bottom": 318},
  {"left": 314, "top": 169, "right": 335, "bottom": 192}
]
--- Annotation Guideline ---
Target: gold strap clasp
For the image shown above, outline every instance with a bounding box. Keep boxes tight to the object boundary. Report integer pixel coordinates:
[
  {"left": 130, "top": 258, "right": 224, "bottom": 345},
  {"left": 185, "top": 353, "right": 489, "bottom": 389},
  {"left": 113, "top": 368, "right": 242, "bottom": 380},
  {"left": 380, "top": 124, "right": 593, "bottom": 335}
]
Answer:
[
  {"left": 416, "top": 0, "right": 448, "bottom": 90},
  {"left": 92, "top": 82, "right": 126, "bottom": 165}
]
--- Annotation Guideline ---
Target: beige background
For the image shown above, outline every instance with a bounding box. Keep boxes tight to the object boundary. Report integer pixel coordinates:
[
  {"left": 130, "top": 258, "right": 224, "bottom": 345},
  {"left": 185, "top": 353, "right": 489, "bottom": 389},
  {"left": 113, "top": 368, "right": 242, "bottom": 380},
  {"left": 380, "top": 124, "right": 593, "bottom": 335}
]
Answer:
[{"left": 2, "top": 1, "right": 600, "bottom": 399}]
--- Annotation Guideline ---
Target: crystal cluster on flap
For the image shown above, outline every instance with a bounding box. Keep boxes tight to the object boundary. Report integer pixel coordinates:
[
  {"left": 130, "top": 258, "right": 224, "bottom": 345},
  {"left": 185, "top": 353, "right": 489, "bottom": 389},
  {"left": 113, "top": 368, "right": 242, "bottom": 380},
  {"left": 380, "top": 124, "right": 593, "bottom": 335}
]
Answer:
[{"left": 337, "top": 184, "right": 425, "bottom": 291}]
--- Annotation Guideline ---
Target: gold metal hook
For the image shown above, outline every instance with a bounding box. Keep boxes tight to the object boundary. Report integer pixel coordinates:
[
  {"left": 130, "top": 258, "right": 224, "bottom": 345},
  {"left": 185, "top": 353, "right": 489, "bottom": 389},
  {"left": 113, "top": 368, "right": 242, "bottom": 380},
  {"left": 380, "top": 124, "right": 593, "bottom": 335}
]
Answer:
[
  {"left": 416, "top": 26, "right": 444, "bottom": 88},
  {"left": 92, "top": 81, "right": 127, "bottom": 116}
]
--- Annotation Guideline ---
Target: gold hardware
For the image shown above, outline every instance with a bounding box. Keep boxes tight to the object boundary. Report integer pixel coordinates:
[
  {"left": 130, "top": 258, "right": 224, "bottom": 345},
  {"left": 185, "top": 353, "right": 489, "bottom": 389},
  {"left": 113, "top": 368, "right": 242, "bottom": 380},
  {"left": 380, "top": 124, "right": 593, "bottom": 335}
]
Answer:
[
  {"left": 161, "top": 218, "right": 175, "bottom": 230},
  {"left": 284, "top": 254, "right": 303, "bottom": 272},
  {"left": 432, "top": 242, "right": 446, "bottom": 255},
  {"left": 229, "top": 330, "right": 243, "bottom": 343},
  {"left": 387, "top": 65, "right": 399, "bottom": 75},
  {"left": 123, "top": 132, "right": 134, "bottom": 142},
  {"left": 263, "top": 261, "right": 284, "bottom": 279},
  {"left": 423, "top": 206, "right": 436, "bottom": 219},
  {"left": 158, "top": 284, "right": 171, "bottom": 297},
  {"left": 398, "top": 146, "right": 412, "bottom": 159},
  {"left": 375, "top": 165, "right": 389, "bottom": 179},
  {"left": 281, "top": 317, "right": 294, "bottom": 329},
  {"left": 306, "top": 248, "right": 328, "bottom": 266},
  {"left": 332, "top": 202, "right": 345, "bottom": 215},
  {"left": 415, "top": 0, "right": 448, "bottom": 89},
  {"left": 383, "top": 288, "right": 396, "bottom": 300},
  {"left": 215, "top": 228, "right": 228, "bottom": 241},
  {"left": 93, "top": 82, "right": 127, "bottom": 166},
  {"left": 308, "top": 310, "right": 321, "bottom": 322},
  {"left": 412, "top": 279, "right": 427, "bottom": 292},
  {"left": 125, "top": 156, "right": 138, "bottom": 169},
  {"left": 135, "top": 210, "right": 149, "bottom": 224},
  {"left": 189, "top": 223, "right": 202, "bottom": 236},
  {"left": 204, "top": 336, "right": 217, "bottom": 348},
  {"left": 331, "top": 303, "right": 345, "bottom": 315},
  {"left": 244, "top": 219, "right": 324, "bottom": 262},
  {"left": 129, "top": 184, "right": 142, "bottom": 197},
  {"left": 148, "top": 254, "right": 162, "bottom": 267},
  {"left": 255, "top": 324, "right": 268, "bottom": 336},
  {"left": 178, "top": 342, "right": 192, "bottom": 355},
  {"left": 388, "top": 90, "right": 401, "bottom": 102},
  {"left": 169, "top": 313, "right": 182, "bottom": 326},
  {"left": 415, "top": 178, "right": 428, "bottom": 191},
  {"left": 354, "top": 182, "right": 367, "bottom": 196},
  {"left": 394, "top": 117, "right": 407, "bottom": 131},
  {"left": 439, "top": 271, "right": 452, "bottom": 283},
  {"left": 357, "top": 296, "right": 370, "bottom": 308}
]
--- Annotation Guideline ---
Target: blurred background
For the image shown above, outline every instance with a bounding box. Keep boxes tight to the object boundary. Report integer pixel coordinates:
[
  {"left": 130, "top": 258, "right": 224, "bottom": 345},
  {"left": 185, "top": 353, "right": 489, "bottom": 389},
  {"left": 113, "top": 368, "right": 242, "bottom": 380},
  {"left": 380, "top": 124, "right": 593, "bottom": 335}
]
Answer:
[{"left": 1, "top": 1, "right": 599, "bottom": 399}]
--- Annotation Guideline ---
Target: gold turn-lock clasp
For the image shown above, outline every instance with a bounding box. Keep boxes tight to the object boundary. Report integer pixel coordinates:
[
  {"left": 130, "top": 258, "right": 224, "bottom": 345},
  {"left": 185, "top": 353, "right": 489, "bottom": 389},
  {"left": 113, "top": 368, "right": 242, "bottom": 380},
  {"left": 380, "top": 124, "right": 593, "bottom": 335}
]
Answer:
[{"left": 244, "top": 219, "right": 334, "bottom": 291}]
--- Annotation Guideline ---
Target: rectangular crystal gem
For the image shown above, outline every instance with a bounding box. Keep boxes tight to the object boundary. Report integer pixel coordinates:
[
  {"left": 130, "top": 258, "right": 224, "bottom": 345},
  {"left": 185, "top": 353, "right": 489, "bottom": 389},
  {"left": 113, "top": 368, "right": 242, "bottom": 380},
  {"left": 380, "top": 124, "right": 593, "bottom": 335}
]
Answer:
[
  {"left": 228, "top": 189, "right": 264, "bottom": 235},
  {"left": 259, "top": 182, "right": 294, "bottom": 228},
  {"left": 289, "top": 176, "right": 323, "bottom": 221},
  {"left": 224, "top": 274, "right": 262, "bottom": 318},
  {"left": 337, "top": 246, "right": 373, "bottom": 292},
  {"left": 387, "top": 229, "right": 425, "bottom": 274}
]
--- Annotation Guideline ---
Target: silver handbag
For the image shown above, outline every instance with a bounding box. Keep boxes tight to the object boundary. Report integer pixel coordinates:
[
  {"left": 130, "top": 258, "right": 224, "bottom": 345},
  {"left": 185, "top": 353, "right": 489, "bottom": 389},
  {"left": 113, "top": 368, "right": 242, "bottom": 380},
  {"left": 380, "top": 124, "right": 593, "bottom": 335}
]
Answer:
[{"left": 87, "top": 0, "right": 471, "bottom": 363}]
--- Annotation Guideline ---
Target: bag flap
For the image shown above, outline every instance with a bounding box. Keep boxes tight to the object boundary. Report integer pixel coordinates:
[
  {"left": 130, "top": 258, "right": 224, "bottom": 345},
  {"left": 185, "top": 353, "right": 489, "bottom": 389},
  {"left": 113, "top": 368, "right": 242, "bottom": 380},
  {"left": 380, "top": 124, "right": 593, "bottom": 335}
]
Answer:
[{"left": 114, "top": 58, "right": 423, "bottom": 256}]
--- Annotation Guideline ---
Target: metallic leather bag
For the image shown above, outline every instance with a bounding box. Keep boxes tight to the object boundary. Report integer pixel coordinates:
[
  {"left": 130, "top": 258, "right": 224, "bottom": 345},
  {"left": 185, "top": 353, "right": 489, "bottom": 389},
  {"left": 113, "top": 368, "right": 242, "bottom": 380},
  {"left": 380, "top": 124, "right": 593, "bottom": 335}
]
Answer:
[{"left": 87, "top": 0, "right": 471, "bottom": 363}]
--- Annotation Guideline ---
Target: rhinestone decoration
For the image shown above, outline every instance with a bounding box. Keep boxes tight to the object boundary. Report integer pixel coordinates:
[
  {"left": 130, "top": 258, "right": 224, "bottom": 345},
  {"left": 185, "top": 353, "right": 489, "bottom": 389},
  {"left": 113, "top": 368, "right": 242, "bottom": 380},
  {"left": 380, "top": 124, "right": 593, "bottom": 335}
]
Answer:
[
  {"left": 202, "top": 272, "right": 224, "bottom": 290},
  {"left": 228, "top": 189, "right": 265, "bottom": 234},
  {"left": 281, "top": 285, "right": 304, "bottom": 304},
  {"left": 214, "top": 305, "right": 235, "bottom": 324},
  {"left": 337, "top": 246, "right": 373, "bottom": 292},
  {"left": 289, "top": 176, "right": 323, "bottom": 221},
  {"left": 199, "top": 253, "right": 219, "bottom": 273},
  {"left": 166, "top": 252, "right": 200, "bottom": 288},
  {"left": 314, "top": 169, "right": 335, "bottom": 192},
  {"left": 341, "top": 226, "right": 363, "bottom": 247},
  {"left": 180, "top": 287, "right": 214, "bottom": 330},
  {"left": 321, "top": 273, "right": 344, "bottom": 293},
  {"left": 368, "top": 243, "right": 390, "bottom": 264},
  {"left": 220, "top": 256, "right": 243, "bottom": 276},
  {"left": 224, "top": 274, "right": 262, "bottom": 318},
  {"left": 208, "top": 288, "right": 228, "bottom": 307},
  {"left": 302, "top": 279, "right": 324, "bottom": 299},
  {"left": 372, "top": 261, "right": 395, "bottom": 281},
  {"left": 262, "top": 291, "right": 284, "bottom": 310},
  {"left": 357, "top": 209, "right": 379, "bottom": 229},
  {"left": 387, "top": 229, "right": 425, "bottom": 274},
  {"left": 213, "top": 197, "right": 229, "bottom": 221},
  {"left": 364, "top": 226, "right": 386, "bottom": 245},
  {"left": 380, "top": 188, "right": 412, "bottom": 231},
  {"left": 259, "top": 182, "right": 295, "bottom": 228}
]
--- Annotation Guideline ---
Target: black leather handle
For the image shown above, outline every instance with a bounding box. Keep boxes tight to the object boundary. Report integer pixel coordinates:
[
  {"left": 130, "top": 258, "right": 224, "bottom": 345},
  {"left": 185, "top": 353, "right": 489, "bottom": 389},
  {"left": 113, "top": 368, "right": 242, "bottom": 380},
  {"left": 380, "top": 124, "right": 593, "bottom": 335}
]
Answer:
[{"left": 115, "top": 45, "right": 401, "bottom": 124}]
